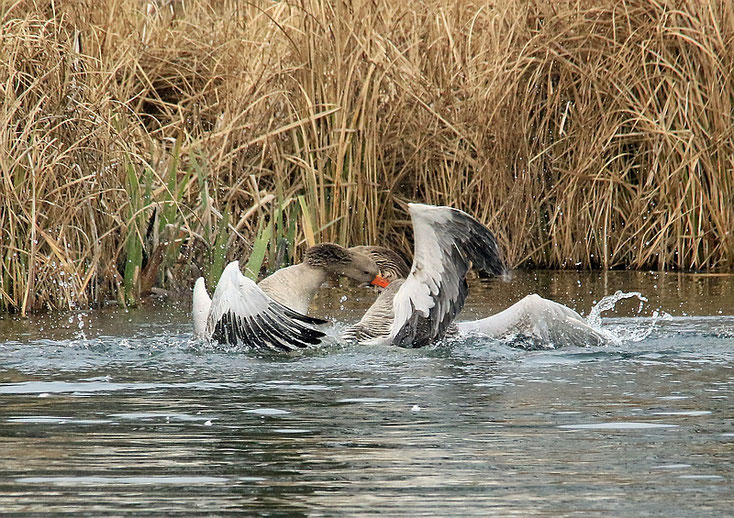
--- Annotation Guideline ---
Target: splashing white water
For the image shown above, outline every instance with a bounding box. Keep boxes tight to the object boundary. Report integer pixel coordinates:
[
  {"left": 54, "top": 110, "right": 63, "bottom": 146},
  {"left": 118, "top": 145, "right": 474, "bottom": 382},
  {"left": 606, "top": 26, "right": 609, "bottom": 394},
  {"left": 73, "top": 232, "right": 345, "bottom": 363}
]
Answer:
[
  {"left": 587, "top": 290, "right": 647, "bottom": 328},
  {"left": 586, "top": 290, "right": 663, "bottom": 344},
  {"left": 70, "top": 312, "right": 88, "bottom": 341}
]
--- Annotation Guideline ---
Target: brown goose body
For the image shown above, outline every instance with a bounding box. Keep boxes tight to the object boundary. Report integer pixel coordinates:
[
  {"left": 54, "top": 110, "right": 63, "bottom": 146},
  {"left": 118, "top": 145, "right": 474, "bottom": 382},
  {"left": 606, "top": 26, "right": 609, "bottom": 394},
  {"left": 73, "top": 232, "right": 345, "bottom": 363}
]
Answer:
[{"left": 257, "top": 243, "right": 388, "bottom": 315}]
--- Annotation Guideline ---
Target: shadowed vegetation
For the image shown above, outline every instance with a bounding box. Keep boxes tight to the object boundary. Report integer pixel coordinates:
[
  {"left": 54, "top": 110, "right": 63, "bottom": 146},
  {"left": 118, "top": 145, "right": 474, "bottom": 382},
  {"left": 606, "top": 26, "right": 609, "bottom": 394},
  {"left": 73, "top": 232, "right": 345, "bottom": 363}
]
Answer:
[{"left": 1, "top": 0, "right": 733, "bottom": 313}]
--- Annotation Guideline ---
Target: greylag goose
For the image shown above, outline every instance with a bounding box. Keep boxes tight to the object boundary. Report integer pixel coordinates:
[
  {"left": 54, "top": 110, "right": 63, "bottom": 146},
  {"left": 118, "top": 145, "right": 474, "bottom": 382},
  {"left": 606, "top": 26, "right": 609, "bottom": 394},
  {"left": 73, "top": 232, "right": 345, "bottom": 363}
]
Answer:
[
  {"left": 193, "top": 262, "right": 327, "bottom": 351},
  {"left": 345, "top": 203, "right": 508, "bottom": 347},
  {"left": 193, "top": 243, "right": 389, "bottom": 350},
  {"left": 257, "top": 243, "right": 389, "bottom": 314},
  {"left": 344, "top": 249, "right": 607, "bottom": 348}
]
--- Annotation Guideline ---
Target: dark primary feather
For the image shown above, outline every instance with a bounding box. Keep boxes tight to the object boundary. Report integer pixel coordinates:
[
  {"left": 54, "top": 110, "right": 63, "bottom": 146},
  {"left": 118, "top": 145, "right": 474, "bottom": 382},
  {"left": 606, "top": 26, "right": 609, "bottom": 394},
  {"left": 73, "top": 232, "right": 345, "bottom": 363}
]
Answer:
[
  {"left": 392, "top": 276, "right": 468, "bottom": 348},
  {"left": 441, "top": 207, "right": 507, "bottom": 277},
  {"left": 390, "top": 205, "right": 507, "bottom": 348},
  {"left": 211, "top": 300, "right": 327, "bottom": 351}
]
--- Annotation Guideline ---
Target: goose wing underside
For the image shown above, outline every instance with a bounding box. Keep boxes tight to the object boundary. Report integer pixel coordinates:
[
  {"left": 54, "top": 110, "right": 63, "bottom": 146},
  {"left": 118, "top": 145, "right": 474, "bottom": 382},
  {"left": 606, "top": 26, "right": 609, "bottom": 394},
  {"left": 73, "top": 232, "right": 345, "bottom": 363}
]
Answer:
[
  {"left": 389, "top": 204, "right": 507, "bottom": 348},
  {"left": 206, "top": 262, "right": 327, "bottom": 352}
]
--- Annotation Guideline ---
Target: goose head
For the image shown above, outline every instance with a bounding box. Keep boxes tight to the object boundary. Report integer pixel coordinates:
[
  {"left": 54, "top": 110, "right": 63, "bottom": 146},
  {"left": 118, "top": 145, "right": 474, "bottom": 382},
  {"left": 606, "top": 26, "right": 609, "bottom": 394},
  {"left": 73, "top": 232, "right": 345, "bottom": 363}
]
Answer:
[
  {"left": 348, "top": 245, "right": 411, "bottom": 282},
  {"left": 304, "top": 243, "right": 389, "bottom": 287}
]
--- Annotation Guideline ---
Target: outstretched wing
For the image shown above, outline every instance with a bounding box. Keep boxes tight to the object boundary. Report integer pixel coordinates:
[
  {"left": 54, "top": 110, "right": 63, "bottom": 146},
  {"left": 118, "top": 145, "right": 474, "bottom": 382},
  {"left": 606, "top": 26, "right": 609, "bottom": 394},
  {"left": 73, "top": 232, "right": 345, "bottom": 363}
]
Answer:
[
  {"left": 389, "top": 204, "right": 507, "bottom": 348},
  {"left": 456, "top": 294, "right": 608, "bottom": 348},
  {"left": 206, "top": 261, "right": 327, "bottom": 351}
]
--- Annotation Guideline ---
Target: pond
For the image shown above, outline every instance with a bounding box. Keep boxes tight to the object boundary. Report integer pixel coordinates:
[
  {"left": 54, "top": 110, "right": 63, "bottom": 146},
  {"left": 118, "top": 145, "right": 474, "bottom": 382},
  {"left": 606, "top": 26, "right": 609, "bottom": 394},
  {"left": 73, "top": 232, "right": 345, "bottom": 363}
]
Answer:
[{"left": 1, "top": 271, "right": 733, "bottom": 516}]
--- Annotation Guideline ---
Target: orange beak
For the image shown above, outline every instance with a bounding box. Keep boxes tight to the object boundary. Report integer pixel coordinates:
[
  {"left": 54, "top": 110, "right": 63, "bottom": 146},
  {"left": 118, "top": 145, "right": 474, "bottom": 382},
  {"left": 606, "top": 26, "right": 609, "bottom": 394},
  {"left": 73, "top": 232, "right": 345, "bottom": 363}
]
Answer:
[{"left": 370, "top": 274, "right": 390, "bottom": 288}]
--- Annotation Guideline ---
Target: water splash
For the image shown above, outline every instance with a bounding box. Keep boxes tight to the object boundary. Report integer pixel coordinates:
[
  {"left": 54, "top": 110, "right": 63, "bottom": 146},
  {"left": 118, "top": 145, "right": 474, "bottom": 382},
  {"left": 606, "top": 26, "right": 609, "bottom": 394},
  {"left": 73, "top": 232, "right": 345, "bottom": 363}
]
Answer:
[
  {"left": 586, "top": 290, "right": 662, "bottom": 344},
  {"left": 587, "top": 290, "right": 647, "bottom": 328},
  {"left": 68, "top": 312, "right": 88, "bottom": 342},
  {"left": 75, "top": 313, "right": 88, "bottom": 341}
]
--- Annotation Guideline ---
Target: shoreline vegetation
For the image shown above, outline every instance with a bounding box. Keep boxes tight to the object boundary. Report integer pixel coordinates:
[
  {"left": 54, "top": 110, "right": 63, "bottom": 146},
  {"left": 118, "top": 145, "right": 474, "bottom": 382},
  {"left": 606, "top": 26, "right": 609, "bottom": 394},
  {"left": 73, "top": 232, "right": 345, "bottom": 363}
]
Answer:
[{"left": 1, "top": 0, "right": 733, "bottom": 314}]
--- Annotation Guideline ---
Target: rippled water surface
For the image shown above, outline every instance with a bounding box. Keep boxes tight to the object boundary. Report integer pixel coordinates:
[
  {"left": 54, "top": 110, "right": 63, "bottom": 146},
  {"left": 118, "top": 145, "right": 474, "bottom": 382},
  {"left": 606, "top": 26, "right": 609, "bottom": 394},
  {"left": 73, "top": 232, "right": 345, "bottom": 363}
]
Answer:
[{"left": 1, "top": 271, "right": 733, "bottom": 516}]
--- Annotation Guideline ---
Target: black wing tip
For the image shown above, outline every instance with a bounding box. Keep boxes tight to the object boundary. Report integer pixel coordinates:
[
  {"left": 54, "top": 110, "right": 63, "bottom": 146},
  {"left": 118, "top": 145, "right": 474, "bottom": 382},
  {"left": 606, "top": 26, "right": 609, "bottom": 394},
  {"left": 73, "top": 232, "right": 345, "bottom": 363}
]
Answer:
[
  {"left": 210, "top": 307, "right": 326, "bottom": 352},
  {"left": 478, "top": 267, "right": 513, "bottom": 282},
  {"left": 273, "top": 299, "right": 328, "bottom": 325},
  {"left": 448, "top": 209, "right": 508, "bottom": 277},
  {"left": 296, "top": 312, "right": 329, "bottom": 326}
]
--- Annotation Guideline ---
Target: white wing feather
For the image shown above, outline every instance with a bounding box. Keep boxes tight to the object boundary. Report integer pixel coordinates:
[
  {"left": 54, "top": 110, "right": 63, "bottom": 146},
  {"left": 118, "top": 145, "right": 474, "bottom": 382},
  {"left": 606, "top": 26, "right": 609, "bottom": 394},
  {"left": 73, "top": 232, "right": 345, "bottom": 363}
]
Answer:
[
  {"left": 203, "top": 261, "right": 327, "bottom": 351},
  {"left": 388, "top": 203, "right": 507, "bottom": 347},
  {"left": 192, "top": 277, "right": 211, "bottom": 339},
  {"left": 456, "top": 294, "right": 607, "bottom": 348}
]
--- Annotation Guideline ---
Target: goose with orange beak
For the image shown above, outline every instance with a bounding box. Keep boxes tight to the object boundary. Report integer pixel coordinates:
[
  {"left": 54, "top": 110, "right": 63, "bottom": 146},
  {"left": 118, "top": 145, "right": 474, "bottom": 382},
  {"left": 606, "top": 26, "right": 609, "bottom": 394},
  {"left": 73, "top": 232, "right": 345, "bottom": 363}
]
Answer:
[
  {"left": 343, "top": 208, "right": 606, "bottom": 348},
  {"left": 344, "top": 204, "right": 508, "bottom": 347}
]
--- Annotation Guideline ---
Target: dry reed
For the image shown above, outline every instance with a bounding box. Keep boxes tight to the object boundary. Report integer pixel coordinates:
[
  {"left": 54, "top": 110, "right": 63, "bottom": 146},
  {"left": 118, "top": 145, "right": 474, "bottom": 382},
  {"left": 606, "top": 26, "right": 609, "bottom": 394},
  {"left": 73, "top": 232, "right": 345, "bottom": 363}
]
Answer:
[{"left": 1, "top": 0, "right": 733, "bottom": 313}]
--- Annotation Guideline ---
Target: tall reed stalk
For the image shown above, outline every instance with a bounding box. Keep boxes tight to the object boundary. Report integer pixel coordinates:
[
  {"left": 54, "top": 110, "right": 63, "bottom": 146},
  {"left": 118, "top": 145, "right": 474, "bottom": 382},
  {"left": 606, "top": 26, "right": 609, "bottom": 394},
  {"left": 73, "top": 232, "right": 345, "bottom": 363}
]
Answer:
[{"left": 1, "top": 0, "right": 733, "bottom": 313}]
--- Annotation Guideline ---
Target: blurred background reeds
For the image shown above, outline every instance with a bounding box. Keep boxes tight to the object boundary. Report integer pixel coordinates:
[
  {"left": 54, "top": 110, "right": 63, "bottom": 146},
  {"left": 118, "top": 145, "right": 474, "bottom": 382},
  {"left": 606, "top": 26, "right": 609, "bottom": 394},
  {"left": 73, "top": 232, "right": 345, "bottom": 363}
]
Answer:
[{"left": 1, "top": 0, "right": 733, "bottom": 313}]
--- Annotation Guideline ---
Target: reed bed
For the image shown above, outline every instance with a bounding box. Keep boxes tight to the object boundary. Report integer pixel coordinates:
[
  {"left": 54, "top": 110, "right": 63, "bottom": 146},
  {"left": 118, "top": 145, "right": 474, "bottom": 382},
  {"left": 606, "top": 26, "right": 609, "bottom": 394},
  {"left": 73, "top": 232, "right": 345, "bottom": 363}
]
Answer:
[{"left": 1, "top": 0, "right": 733, "bottom": 313}]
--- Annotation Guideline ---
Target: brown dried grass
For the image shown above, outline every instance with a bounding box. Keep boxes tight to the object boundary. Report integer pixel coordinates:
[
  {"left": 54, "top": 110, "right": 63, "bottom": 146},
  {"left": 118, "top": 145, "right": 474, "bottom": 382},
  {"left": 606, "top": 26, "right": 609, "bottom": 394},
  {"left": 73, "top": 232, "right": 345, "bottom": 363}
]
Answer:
[{"left": 1, "top": 0, "right": 733, "bottom": 312}]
